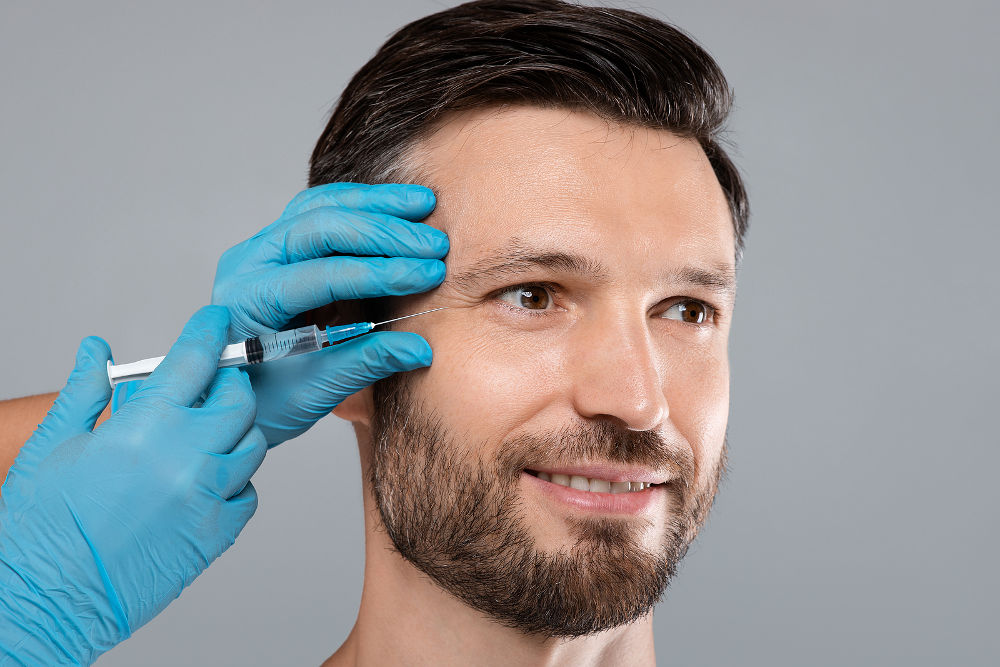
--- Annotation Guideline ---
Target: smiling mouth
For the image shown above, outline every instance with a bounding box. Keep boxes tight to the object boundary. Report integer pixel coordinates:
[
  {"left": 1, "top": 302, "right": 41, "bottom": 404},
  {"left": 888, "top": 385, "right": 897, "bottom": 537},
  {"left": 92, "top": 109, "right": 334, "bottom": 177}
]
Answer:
[{"left": 524, "top": 469, "right": 663, "bottom": 494}]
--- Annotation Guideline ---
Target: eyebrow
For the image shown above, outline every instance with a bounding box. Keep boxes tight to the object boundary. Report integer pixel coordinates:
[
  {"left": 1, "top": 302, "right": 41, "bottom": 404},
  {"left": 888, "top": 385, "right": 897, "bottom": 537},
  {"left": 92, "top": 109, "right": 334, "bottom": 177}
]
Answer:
[
  {"left": 664, "top": 264, "right": 738, "bottom": 299},
  {"left": 450, "top": 242, "right": 737, "bottom": 299}
]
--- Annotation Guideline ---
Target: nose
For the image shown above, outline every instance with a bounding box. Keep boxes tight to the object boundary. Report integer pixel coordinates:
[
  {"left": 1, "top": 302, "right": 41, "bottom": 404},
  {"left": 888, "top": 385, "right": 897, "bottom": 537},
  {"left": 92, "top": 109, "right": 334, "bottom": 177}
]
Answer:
[{"left": 567, "top": 312, "right": 669, "bottom": 431}]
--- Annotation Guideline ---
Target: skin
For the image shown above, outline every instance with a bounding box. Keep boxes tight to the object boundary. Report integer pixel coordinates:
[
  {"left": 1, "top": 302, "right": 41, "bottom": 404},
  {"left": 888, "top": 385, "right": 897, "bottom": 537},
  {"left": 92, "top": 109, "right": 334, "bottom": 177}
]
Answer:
[{"left": 327, "top": 106, "right": 737, "bottom": 666}]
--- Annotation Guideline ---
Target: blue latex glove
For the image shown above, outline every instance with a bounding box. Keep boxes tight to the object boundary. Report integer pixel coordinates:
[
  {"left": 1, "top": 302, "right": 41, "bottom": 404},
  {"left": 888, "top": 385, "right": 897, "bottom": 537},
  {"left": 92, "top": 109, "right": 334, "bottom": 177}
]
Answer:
[
  {"left": 0, "top": 307, "right": 265, "bottom": 666},
  {"left": 211, "top": 182, "right": 448, "bottom": 446}
]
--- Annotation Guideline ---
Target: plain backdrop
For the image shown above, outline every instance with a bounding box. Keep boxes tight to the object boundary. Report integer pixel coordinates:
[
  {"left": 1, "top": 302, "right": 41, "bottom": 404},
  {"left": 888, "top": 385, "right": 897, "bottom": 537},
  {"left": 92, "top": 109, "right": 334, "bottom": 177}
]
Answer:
[{"left": 2, "top": 1, "right": 997, "bottom": 665}]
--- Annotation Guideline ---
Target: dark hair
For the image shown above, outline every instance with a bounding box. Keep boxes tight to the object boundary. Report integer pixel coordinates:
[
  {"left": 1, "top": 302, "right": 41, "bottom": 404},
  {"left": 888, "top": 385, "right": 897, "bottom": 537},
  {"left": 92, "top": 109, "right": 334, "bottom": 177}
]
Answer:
[{"left": 310, "top": 0, "right": 749, "bottom": 263}]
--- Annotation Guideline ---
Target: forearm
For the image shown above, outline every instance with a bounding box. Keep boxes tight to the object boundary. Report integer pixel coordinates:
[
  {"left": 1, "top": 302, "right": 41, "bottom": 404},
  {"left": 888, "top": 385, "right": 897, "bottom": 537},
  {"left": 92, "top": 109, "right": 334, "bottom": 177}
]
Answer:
[
  {"left": 0, "top": 393, "right": 57, "bottom": 489},
  {"left": 0, "top": 394, "right": 112, "bottom": 491}
]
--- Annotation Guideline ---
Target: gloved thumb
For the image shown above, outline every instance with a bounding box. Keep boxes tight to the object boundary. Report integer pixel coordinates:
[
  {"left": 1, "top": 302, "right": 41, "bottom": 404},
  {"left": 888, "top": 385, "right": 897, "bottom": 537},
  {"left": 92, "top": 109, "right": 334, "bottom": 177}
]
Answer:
[{"left": 32, "top": 336, "right": 114, "bottom": 444}]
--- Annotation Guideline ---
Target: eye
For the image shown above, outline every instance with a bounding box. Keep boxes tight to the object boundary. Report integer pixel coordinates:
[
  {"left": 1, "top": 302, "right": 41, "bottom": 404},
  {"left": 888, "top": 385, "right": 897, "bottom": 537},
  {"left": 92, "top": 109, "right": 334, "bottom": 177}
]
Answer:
[
  {"left": 496, "top": 284, "right": 554, "bottom": 311},
  {"left": 660, "top": 299, "right": 714, "bottom": 325}
]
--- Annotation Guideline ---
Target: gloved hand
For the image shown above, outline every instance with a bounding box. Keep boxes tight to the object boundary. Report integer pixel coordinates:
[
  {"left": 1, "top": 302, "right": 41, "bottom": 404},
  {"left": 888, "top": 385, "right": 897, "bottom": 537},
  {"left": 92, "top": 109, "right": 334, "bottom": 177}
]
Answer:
[
  {"left": 211, "top": 182, "right": 448, "bottom": 446},
  {"left": 0, "top": 306, "right": 265, "bottom": 666}
]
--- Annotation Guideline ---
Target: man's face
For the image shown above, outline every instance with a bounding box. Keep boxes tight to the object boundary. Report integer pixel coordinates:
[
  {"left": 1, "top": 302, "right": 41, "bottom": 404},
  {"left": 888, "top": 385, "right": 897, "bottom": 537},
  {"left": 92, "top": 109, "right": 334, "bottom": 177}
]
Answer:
[{"left": 366, "top": 106, "right": 736, "bottom": 636}]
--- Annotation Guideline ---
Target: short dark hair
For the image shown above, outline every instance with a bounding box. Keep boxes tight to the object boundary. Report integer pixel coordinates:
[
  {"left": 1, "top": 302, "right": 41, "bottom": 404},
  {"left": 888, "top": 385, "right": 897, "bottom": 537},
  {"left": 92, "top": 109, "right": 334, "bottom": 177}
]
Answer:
[{"left": 310, "top": 0, "right": 749, "bottom": 264}]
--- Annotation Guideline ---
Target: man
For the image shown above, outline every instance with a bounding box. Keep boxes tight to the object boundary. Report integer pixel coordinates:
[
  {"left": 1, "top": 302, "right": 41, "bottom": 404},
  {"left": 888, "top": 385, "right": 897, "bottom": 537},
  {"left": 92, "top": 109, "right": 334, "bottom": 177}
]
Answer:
[
  {"left": 321, "top": 108, "right": 739, "bottom": 665},
  {"left": 1, "top": 1, "right": 749, "bottom": 664},
  {"left": 296, "top": 1, "right": 748, "bottom": 663}
]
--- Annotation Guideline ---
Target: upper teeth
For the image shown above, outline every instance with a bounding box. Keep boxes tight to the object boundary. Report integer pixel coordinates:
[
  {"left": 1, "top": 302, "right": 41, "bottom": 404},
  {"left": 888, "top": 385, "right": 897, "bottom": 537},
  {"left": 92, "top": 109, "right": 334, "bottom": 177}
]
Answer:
[{"left": 534, "top": 471, "right": 652, "bottom": 493}]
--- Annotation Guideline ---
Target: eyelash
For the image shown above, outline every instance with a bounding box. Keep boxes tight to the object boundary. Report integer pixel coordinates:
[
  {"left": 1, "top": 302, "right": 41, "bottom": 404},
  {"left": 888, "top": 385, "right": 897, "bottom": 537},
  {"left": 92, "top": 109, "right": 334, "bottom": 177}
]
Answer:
[{"left": 491, "top": 283, "right": 720, "bottom": 326}]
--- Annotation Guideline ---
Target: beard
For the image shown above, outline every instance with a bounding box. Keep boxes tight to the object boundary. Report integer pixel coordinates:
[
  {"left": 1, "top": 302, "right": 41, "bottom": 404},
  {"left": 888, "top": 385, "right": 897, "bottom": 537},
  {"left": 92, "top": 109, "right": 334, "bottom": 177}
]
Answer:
[{"left": 369, "top": 372, "right": 728, "bottom": 638}]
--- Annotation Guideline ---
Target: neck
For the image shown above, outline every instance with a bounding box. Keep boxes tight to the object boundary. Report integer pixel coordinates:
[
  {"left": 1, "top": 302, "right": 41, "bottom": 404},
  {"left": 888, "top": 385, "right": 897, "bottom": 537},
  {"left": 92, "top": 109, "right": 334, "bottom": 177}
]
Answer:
[{"left": 323, "top": 430, "right": 656, "bottom": 667}]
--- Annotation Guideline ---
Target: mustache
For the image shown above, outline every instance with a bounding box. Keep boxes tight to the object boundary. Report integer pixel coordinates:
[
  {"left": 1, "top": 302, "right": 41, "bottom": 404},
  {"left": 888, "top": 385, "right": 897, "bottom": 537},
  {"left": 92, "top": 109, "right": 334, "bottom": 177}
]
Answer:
[
  {"left": 497, "top": 421, "right": 695, "bottom": 489},
  {"left": 372, "top": 372, "right": 697, "bottom": 492}
]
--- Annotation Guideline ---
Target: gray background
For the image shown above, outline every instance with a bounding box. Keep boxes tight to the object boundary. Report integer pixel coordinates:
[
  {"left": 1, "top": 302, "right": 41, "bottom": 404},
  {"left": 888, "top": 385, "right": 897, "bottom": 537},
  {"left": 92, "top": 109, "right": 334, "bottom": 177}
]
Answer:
[{"left": 1, "top": 1, "right": 996, "bottom": 665}]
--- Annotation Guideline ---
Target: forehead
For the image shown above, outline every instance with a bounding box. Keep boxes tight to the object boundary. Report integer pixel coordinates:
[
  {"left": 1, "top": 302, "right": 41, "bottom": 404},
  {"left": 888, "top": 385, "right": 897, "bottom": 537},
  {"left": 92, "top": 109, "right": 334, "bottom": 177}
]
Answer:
[{"left": 412, "top": 106, "right": 735, "bottom": 279}]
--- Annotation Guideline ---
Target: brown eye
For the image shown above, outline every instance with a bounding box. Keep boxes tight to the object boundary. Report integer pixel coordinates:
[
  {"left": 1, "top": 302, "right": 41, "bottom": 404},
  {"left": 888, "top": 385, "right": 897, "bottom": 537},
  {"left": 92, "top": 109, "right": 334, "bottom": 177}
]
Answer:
[
  {"left": 518, "top": 287, "right": 549, "bottom": 309},
  {"left": 497, "top": 284, "right": 553, "bottom": 311},
  {"left": 661, "top": 300, "right": 713, "bottom": 324}
]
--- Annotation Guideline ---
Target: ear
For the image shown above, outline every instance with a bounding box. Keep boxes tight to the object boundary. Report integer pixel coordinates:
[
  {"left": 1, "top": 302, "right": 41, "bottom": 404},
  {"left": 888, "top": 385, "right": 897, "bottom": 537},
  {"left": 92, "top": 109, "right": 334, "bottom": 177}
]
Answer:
[
  {"left": 332, "top": 386, "right": 374, "bottom": 427},
  {"left": 302, "top": 300, "right": 375, "bottom": 427}
]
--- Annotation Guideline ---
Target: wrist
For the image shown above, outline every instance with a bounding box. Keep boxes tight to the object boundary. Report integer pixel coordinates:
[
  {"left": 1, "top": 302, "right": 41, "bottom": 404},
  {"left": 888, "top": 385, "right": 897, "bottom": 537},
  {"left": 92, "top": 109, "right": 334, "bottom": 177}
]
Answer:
[
  {"left": 0, "top": 569, "right": 96, "bottom": 665},
  {"left": 0, "top": 504, "right": 129, "bottom": 666}
]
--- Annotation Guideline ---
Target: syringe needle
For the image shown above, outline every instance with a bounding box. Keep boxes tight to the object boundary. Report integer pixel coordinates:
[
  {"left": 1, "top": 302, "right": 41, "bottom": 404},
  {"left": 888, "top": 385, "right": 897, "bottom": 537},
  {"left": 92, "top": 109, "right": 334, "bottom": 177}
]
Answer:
[{"left": 372, "top": 307, "right": 448, "bottom": 328}]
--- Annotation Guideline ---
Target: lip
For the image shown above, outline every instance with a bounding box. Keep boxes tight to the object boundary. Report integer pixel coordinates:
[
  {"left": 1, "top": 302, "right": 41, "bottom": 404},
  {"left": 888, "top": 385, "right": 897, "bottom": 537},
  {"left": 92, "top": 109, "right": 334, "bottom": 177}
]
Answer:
[
  {"left": 524, "top": 463, "right": 672, "bottom": 485},
  {"left": 521, "top": 470, "right": 668, "bottom": 514}
]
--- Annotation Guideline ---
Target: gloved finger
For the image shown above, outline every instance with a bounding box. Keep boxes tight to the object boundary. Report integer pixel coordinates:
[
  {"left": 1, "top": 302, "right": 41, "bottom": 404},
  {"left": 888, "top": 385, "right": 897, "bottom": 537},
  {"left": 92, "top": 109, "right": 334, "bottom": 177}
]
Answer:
[
  {"left": 314, "top": 331, "right": 432, "bottom": 394},
  {"left": 199, "top": 480, "right": 259, "bottom": 557},
  {"left": 269, "top": 206, "right": 448, "bottom": 263},
  {"left": 224, "top": 480, "right": 259, "bottom": 533},
  {"left": 134, "top": 306, "right": 231, "bottom": 408},
  {"left": 32, "top": 336, "right": 114, "bottom": 443},
  {"left": 247, "top": 256, "right": 445, "bottom": 321},
  {"left": 281, "top": 182, "right": 436, "bottom": 221},
  {"left": 195, "top": 368, "right": 257, "bottom": 453},
  {"left": 248, "top": 332, "right": 430, "bottom": 446},
  {"left": 291, "top": 330, "right": 432, "bottom": 409},
  {"left": 203, "top": 426, "right": 267, "bottom": 500}
]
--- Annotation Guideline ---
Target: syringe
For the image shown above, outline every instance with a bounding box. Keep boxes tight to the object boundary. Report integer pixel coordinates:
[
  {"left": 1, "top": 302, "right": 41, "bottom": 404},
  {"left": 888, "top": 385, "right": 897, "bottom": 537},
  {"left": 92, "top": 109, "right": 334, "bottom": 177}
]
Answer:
[{"left": 106, "top": 307, "right": 447, "bottom": 386}]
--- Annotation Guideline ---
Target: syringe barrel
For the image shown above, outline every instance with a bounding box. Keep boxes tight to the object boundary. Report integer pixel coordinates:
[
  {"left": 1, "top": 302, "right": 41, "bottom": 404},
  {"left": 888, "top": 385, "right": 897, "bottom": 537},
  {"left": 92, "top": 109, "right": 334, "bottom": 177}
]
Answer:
[
  {"left": 250, "top": 325, "right": 323, "bottom": 363},
  {"left": 106, "top": 326, "right": 325, "bottom": 387}
]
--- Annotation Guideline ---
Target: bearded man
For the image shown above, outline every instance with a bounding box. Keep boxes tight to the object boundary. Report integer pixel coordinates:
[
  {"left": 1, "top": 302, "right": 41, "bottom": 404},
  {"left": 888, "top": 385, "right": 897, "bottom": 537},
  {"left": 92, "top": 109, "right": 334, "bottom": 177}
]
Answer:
[{"left": 301, "top": 1, "right": 748, "bottom": 663}]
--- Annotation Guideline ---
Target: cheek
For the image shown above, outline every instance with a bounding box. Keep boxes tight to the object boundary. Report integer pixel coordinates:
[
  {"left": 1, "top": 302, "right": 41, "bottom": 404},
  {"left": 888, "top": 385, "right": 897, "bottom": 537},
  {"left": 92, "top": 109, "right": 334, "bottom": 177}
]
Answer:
[
  {"left": 663, "top": 343, "right": 730, "bottom": 479},
  {"left": 411, "top": 327, "right": 567, "bottom": 444}
]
